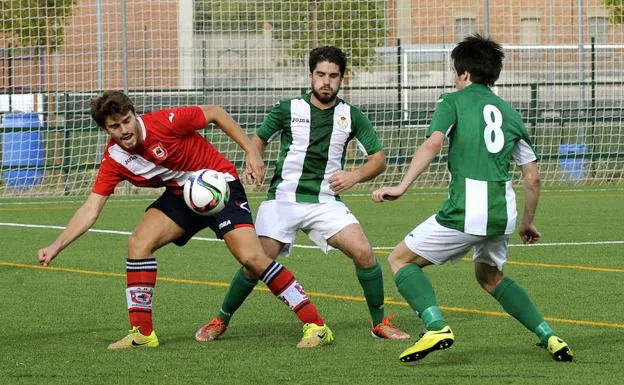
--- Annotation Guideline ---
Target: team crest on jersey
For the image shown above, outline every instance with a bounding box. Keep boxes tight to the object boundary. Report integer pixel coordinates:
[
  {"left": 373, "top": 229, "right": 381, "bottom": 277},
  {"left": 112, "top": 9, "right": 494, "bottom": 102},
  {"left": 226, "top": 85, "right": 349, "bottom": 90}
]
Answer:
[
  {"left": 336, "top": 115, "right": 351, "bottom": 133},
  {"left": 149, "top": 143, "right": 168, "bottom": 159}
]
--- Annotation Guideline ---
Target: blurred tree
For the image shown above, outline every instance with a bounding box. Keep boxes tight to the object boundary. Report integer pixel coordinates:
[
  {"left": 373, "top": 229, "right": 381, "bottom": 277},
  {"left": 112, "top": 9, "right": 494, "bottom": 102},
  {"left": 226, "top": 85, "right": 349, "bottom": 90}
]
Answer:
[
  {"left": 0, "top": 0, "right": 78, "bottom": 51},
  {"left": 602, "top": 0, "right": 624, "bottom": 24}
]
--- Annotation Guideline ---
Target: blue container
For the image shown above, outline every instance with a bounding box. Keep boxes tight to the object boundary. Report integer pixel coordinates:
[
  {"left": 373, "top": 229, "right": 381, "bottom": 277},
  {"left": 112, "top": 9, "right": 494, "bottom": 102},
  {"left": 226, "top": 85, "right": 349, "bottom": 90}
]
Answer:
[
  {"left": 1, "top": 113, "right": 44, "bottom": 189},
  {"left": 559, "top": 144, "right": 588, "bottom": 182}
]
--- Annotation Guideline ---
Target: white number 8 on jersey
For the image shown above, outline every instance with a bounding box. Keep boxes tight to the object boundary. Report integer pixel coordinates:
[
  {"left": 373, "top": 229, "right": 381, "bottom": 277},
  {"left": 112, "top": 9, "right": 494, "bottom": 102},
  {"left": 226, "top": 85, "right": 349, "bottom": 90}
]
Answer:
[{"left": 483, "top": 104, "right": 504, "bottom": 153}]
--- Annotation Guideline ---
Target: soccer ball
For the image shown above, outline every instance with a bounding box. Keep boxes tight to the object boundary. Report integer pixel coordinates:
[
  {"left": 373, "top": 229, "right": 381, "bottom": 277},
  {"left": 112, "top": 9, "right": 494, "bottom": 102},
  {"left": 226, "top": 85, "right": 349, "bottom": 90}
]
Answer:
[{"left": 183, "top": 169, "right": 230, "bottom": 216}]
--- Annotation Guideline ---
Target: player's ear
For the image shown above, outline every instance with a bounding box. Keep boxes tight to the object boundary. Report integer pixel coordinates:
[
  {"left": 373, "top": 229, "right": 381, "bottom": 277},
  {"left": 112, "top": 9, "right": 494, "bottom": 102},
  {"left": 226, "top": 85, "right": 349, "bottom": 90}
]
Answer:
[{"left": 461, "top": 71, "right": 471, "bottom": 82}]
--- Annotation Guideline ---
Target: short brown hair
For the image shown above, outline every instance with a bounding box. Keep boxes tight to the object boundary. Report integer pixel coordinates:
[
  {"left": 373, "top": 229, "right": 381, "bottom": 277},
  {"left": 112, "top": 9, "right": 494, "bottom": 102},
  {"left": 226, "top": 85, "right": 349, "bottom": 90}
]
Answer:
[{"left": 90, "top": 90, "right": 135, "bottom": 128}]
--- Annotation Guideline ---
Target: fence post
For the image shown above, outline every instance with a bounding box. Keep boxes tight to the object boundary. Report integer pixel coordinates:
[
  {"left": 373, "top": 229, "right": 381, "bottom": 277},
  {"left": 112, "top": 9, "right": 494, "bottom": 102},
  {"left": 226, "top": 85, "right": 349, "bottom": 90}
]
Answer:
[
  {"left": 483, "top": 0, "right": 490, "bottom": 36},
  {"left": 8, "top": 43, "right": 13, "bottom": 112},
  {"left": 61, "top": 93, "right": 71, "bottom": 195},
  {"left": 121, "top": 0, "right": 129, "bottom": 92},
  {"left": 589, "top": 37, "right": 596, "bottom": 177},
  {"left": 96, "top": 0, "right": 104, "bottom": 91},
  {"left": 202, "top": 40, "right": 207, "bottom": 100},
  {"left": 591, "top": 37, "right": 596, "bottom": 113},
  {"left": 397, "top": 37, "right": 402, "bottom": 122},
  {"left": 577, "top": 0, "right": 585, "bottom": 109},
  {"left": 530, "top": 83, "right": 538, "bottom": 128}
]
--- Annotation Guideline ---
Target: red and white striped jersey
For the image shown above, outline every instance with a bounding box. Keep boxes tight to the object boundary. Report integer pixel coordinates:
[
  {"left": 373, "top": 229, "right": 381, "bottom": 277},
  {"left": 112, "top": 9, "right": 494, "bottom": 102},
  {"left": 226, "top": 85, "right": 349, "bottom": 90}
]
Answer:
[{"left": 92, "top": 106, "right": 239, "bottom": 196}]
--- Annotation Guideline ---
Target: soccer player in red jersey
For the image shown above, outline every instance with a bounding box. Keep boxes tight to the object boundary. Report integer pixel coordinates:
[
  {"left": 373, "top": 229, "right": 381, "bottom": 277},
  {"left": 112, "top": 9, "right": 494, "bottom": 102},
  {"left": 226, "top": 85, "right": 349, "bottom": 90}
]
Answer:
[{"left": 36, "top": 91, "right": 333, "bottom": 349}]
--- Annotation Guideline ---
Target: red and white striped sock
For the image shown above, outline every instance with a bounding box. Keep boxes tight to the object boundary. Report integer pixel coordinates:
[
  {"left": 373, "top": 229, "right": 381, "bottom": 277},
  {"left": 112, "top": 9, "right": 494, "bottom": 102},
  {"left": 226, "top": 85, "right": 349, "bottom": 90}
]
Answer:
[
  {"left": 125, "top": 258, "right": 157, "bottom": 335},
  {"left": 260, "top": 261, "right": 324, "bottom": 326}
]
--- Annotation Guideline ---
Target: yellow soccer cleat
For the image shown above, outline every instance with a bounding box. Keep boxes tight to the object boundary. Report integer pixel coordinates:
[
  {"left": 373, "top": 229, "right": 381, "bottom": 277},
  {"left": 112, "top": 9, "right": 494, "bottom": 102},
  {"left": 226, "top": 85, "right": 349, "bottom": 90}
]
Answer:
[
  {"left": 399, "top": 326, "right": 454, "bottom": 363},
  {"left": 296, "top": 323, "right": 334, "bottom": 348},
  {"left": 195, "top": 317, "right": 228, "bottom": 342},
  {"left": 107, "top": 327, "right": 159, "bottom": 350},
  {"left": 371, "top": 314, "right": 411, "bottom": 340},
  {"left": 546, "top": 336, "right": 574, "bottom": 362}
]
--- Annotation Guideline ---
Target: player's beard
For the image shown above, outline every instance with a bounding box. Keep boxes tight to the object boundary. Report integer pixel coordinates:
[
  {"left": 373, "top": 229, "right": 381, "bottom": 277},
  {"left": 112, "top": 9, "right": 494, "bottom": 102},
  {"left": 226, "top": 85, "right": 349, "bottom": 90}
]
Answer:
[{"left": 312, "top": 87, "right": 338, "bottom": 105}]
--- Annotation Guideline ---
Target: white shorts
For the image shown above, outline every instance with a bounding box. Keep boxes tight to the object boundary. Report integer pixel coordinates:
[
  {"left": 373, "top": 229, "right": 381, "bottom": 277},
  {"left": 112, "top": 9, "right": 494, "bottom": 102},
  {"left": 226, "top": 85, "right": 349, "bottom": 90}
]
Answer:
[
  {"left": 404, "top": 215, "right": 509, "bottom": 270},
  {"left": 255, "top": 200, "right": 359, "bottom": 256}
]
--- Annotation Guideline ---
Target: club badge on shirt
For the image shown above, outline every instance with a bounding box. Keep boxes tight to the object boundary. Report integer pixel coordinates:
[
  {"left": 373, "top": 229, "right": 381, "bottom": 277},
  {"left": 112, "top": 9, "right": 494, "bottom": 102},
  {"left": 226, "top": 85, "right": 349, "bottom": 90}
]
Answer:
[
  {"left": 335, "top": 115, "right": 351, "bottom": 133},
  {"left": 149, "top": 143, "right": 168, "bottom": 160}
]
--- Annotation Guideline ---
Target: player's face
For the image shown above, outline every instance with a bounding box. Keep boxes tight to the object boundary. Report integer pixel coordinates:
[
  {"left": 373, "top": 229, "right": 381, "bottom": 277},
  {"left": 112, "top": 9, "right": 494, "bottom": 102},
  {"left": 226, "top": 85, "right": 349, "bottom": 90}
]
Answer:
[
  {"left": 104, "top": 111, "right": 141, "bottom": 151},
  {"left": 310, "top": 61, "right": 342, "bottom": 106}
]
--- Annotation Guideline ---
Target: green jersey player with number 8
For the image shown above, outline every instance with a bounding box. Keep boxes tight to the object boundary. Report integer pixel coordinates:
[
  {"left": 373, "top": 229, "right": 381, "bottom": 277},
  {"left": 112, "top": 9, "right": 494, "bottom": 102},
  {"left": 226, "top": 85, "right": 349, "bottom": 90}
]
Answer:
[{"left": 372, "top": 34, "right": 573, "bottom": 363}]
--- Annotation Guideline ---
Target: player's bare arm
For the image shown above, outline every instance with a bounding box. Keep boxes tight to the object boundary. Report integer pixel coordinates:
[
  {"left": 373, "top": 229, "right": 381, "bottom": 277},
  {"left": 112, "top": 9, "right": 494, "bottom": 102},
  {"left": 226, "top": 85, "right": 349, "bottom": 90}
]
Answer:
[
  {"left": 329, "top": 150, "right": 386, "bottom": 194},
  {"left": 371, "top": 131, "right": 445, "bottom": 202},
  {"left": 200, "top": 105, "right": 265, "bottom": 185},
  {"left": 244, "top": 135, "right": 268, "bottom": 185},
  {"left": 37, "top": 192, "right": 109, "bottom": 266},
  {"left": 519, "top": 161, "right": 541, "bottom": 244}
]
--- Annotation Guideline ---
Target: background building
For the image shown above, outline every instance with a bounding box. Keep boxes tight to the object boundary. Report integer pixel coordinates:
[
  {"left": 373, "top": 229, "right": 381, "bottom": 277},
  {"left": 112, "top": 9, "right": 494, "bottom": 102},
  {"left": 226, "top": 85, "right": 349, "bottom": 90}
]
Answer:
[{"left": 0, "top": 0, "right": 622, "bottom": 195}]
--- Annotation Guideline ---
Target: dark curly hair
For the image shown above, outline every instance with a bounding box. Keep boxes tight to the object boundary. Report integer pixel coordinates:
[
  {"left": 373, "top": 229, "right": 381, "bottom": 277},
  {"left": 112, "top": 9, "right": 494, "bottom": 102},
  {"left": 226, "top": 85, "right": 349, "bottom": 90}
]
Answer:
[
  {"left": 309, "top": 46, "right": 347, "bottom": 77},
  {"left": 90, "top": 90, "right": 135, "bottom": 128}
]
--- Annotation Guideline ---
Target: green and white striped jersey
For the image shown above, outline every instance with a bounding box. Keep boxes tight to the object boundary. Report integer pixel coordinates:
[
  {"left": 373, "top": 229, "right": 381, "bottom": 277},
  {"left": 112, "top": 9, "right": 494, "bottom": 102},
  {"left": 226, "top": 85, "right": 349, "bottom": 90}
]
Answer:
[
  {"left": 428, "top": 83, "right": 539, "bottom": 236},
  {"left": 257, "top": 93, "right": 383, "bottom": 203}
]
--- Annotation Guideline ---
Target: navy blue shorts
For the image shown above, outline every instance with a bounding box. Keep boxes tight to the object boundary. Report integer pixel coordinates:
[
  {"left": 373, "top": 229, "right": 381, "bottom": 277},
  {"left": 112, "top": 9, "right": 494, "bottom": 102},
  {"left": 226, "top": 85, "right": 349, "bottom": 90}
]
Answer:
[{"left": 147, "top": 179, "right": 254, "bottom": 246}]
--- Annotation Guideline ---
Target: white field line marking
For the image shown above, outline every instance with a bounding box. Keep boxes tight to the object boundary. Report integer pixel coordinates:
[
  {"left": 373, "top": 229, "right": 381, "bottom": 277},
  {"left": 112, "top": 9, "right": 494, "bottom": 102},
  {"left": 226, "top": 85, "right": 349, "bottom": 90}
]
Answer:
[
  {"left": 1, "top": 187, "right": 622, "bottom": 206},
  {"left": 1, "top": 222, "right": 623, "bottom": 249}
]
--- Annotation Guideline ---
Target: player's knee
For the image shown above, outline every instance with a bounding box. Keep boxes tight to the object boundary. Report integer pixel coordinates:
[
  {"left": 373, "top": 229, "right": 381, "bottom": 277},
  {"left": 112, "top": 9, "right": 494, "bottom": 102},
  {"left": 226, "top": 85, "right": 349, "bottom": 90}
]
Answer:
[
  {"left": 354, "top": 255, "right": 376, "bottom": 269},
  {"left": 387, "top": 250, "right": 412, "bottom": 268},
  {"left": 475, "top": 272, "right": 504, "bottom": 293},
  {"left": 237, "top": 251, "right": 269, "bottom": 277},
  {"left": 474, "top": 261, "right": 504, "bottom": 292},
  {"left": 350, "top": 246, "right": 376, "bottom": 268},
  {"left": 387, "top": 252, "right": 403, "bottom": 273},
  {"left": 477, "top": 280, "right": 493, "bottom": 293},
  {"left": 127, "top": 234, "right": 154, "bottom": 259}
]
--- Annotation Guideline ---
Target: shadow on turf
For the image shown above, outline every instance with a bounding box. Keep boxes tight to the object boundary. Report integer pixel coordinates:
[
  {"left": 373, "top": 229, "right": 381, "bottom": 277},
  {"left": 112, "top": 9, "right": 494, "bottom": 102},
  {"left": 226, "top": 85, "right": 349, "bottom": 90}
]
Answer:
[
  {"left": 151, "top": 318, "right": 384, "bottom": 348},
  {"left": 156, "top": 320, "right": 301, "bottom": 347}
]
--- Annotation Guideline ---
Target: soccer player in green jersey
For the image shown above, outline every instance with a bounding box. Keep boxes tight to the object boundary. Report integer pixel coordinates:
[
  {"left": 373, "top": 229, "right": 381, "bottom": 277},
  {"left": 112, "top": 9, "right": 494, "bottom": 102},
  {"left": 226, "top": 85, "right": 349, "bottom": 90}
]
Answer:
[
  {"left": 372, "top": 34, "right": 573, "bottom": 362},
  {"left": 195, "top": 46, "right": 409, "bottom": 346}
]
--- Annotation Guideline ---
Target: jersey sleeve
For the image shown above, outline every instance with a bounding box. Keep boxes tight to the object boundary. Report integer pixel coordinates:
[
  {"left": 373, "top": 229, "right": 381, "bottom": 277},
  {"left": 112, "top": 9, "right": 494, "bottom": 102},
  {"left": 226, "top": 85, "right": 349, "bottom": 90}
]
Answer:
[
  {"left": 512, "top": 117, "right": 541, "bottom": 164},
  {"left": 154, "top": 106, "right": 207, "bottom": 137},
  {"left": 426, "top": 93, "right": 457, "bottom": 137},
  {"left": 91, "top": 157, "right": 124, "bottom": 196},
  {"left": 257, "top": 100, "right": 286, "bottom": 142},
  {"left": 351, "top": 107, "right": 383, "bottom": 155}
]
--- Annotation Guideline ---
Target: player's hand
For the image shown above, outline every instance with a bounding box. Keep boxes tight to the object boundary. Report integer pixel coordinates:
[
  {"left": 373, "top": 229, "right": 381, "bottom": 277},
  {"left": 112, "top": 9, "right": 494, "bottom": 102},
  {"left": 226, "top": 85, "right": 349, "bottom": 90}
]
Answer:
[
  {"left": 371, "top": 185, "right": 405, "bottom": 202},
  {"left": 37, "top": 246, "right": 59, "bottom": 266},
  {"left": 519, "top": 222, "right": 541, "bottom": 244},
  {"left": 329, "top": 171, "right": 358, "bottom": 194},
  {"left": 243, "top": 148, "right": 265, "bottom": 186}
]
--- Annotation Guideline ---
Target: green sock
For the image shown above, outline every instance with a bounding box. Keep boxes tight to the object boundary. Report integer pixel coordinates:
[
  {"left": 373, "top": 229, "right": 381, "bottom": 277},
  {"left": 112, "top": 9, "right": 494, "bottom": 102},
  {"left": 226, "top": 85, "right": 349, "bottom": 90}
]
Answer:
[
  {"left": 492, "top": 277, "right": 554, "bottom": 344},
  {"left": 218, "top": 267, "right": 258, "bottom": 324},
  {"left": 356, "top": 263, "right": 385, "bottom": 325},
  {"left": 394, "top": 264, "right": 446, "bottom": 331}
]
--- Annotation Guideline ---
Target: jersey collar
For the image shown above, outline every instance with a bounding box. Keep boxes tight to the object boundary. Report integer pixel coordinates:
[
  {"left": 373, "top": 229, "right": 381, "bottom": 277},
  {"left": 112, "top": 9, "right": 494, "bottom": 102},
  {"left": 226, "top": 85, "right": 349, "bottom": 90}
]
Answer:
[
  {"left": 466, "top": 83, "right": 492, "bottom": 93},
  {"left": 137, "top": 115, "right": 148, "bottom": 142}
]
